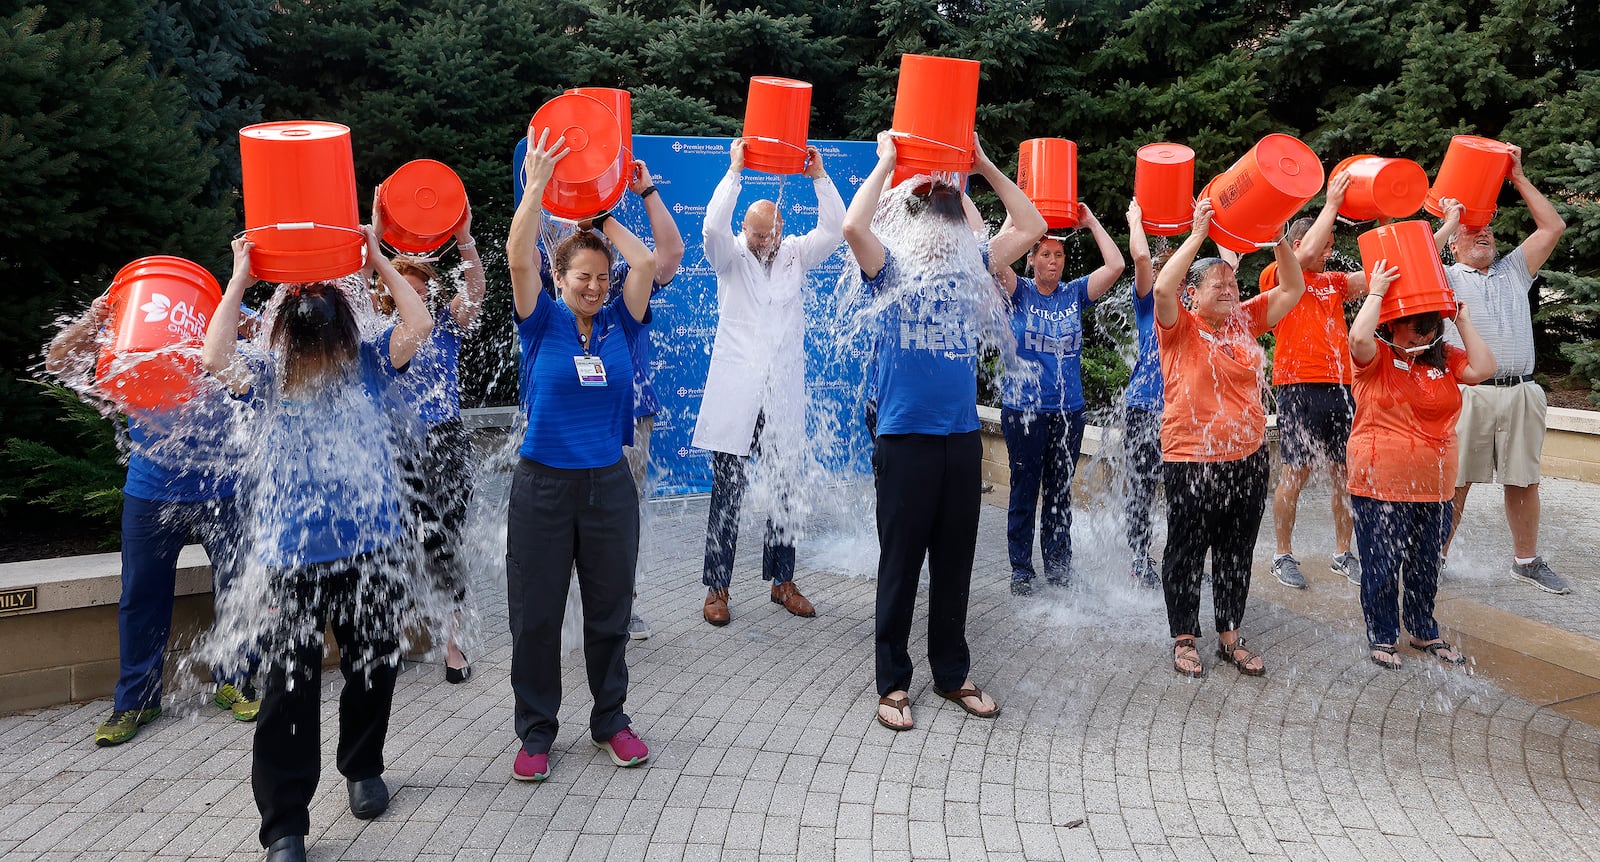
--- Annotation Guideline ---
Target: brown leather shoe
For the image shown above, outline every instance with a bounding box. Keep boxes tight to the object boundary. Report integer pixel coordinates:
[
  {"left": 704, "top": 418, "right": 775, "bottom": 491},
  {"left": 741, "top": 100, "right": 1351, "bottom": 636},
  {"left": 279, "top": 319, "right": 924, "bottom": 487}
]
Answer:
[
  {"left": 703, "top": 588, "right": 730, "bottom": 626},
  {"left": 770, "top": 581, "right": 816, "bottom": 617}
]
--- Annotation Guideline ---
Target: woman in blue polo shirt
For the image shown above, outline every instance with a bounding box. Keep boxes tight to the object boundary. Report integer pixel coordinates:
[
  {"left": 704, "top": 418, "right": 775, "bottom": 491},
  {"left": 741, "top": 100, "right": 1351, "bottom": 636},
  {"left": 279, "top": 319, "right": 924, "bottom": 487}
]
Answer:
[
  {"left": 203, "top": 222, "right": 434, "bottom": 862},
  {"left": 503, "top": 128, "right": 657, "bottom": 782},
  {"left": 843, "top": 131, "right": 1045, "bottom": 733},
  {"left": 994, "top": 204, "right": 1124, "bottom": 595}
]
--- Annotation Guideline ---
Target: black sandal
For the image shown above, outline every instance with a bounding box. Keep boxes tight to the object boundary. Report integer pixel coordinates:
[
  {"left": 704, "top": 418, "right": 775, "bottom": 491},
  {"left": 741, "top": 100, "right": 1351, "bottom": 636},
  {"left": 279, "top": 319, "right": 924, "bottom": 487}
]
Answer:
[
  {"left": 1216, "top": 636, "right": 1265, "bottom": 676},
  {"left": 1409, "top": 639, "right": 1466, "bottom": 665},
  {"left": 876, "top": 695, "right": 913, "bottom": 731},
  {"left": 446, "top": 655, "right": 473, "bottom": 685},
  {"left": 1370, "top": 644, "right": 1400, "bottom": 670},
  {"left": 1172, "top": 636, "right": 1204, "bottom": 678}
]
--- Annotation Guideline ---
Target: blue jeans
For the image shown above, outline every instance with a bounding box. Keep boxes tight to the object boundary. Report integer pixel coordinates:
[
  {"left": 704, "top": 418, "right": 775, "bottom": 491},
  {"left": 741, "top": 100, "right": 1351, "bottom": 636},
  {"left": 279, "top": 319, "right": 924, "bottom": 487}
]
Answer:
[
  {"left": 116, "top": 493, "right": 251, "bottom": 710},
  {"left": 1001, "top": 407, "right": 1087, "bottom": 582},
  {"left": 1352, "top": 496, "right": 1452, "bottom": 646}
]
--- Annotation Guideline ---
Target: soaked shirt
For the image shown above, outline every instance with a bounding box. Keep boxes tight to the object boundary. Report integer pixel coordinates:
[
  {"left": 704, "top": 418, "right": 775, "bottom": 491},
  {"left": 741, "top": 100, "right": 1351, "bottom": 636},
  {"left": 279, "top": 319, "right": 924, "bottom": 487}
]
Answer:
[
  {"left": 1443, "top": 247, "right": 1535, "bottom": 377},
  {"left": 1124, "top": 286, "right": 1163, "bottom": 412},
  {"left": 517, "top": 294, "right": 648, "bottom": 469},
  {"left": 1347, "top": 343, "right": 1470, "bottom": 502},
  {"left": 1266, "top": 270, "right": 1355, "bottom": 386},
  {"left": 397, "top": 312, "right": 463, "bottom": 426},
  {"left": 1156, "top": 297, "right": 1270, "bottom": 462},
  {"left": 124, "top": 390, "right": 240, "bottom": 503},
  {"left": 1003, "top": 275, "right": 1092, "bottom": 413}
]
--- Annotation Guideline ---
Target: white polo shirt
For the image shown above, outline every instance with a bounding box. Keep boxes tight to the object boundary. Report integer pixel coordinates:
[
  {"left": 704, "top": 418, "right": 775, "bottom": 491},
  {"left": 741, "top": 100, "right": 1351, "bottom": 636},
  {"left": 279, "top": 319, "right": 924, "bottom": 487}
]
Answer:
[{"left": 1444, "top": 246, "right": 1535, "bottom": 378}]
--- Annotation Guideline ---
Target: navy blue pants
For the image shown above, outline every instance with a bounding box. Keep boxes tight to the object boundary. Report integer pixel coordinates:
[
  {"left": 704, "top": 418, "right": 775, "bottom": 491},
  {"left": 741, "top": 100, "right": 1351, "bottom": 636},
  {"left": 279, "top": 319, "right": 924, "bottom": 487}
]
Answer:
[
  {"left": 1352, "top": 496, "right": 1451, "bottom": 646},
  {"left": 702, "top": 412, "right": 795, "bottom": 590},
  {"left": 116, "top": 493, "right": 250, "bottom": 710},
  {"left": 1000, "top": 407, "right": 1086, "bottom": 582}
]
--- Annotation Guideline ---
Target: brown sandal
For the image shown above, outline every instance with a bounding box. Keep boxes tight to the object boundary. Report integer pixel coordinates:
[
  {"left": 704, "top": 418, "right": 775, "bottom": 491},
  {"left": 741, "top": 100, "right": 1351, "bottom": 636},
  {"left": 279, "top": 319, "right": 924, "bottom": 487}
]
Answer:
[
  {"left": 1216, "top": 636, "right": 1265, "bottom": 676},
  {"left": 1172, "top": 636, "right": 1204, "bottom": 678},
  {"left": 876, "top": 695, "right": 913, "bottom": 731},
  {"left": 936, "top": 686, "right": 1002, "bottom": 718}
]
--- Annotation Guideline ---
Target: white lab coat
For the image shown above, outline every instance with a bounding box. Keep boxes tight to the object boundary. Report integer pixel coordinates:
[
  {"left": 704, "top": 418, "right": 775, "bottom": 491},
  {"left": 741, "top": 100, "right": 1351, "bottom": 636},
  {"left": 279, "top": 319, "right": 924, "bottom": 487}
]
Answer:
[{"left": 690, "top": 170, "right": 846, "bottom": 456}]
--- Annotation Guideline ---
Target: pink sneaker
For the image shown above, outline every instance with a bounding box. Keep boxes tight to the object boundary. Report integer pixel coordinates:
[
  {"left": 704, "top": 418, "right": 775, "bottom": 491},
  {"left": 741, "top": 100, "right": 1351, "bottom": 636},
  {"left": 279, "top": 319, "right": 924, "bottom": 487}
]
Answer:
[
  {"left": 512, "top": 748, "right": 549, "bottom": 782},
  {"left": 596, "top": 727, "right": 648, "bottom": 767}
]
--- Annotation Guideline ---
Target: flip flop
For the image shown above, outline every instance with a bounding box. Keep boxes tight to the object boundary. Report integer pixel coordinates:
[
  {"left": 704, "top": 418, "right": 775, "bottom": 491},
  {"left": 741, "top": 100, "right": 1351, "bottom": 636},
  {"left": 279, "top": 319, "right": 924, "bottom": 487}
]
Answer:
[
  {"left": 1370, "top": 644, "right": 1401, "bottom": 670},
  {"left": 935, "top": 686, "right": 1001, "bottom": 718},
  {"left": 876, "top": 694, "right": 913, "bottom": 731},
  {"left": 1409, "top": 639, "right": 1466, "bottom": 665}
]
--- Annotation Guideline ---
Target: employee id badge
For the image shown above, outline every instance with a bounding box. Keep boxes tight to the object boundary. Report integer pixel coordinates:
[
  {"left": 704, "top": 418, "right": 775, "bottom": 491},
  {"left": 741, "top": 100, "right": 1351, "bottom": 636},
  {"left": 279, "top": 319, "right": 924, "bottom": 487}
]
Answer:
[{"left": 574, "top": 355, "right": 608, "bottom": 386}]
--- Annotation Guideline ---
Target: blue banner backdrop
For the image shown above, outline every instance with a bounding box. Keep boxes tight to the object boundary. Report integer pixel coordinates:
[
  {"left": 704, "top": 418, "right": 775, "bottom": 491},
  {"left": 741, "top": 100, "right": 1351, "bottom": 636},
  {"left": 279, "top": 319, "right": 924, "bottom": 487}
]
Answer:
[{"left": 513, "top": 134, "right": 882, "bottom": 496}]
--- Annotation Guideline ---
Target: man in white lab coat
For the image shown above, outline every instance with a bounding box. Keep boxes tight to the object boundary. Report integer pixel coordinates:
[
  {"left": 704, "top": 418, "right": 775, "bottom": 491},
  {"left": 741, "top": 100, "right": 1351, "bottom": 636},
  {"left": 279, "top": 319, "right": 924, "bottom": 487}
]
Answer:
[{"left": 692, "top": 137, "right": 846, "bottom": 626}]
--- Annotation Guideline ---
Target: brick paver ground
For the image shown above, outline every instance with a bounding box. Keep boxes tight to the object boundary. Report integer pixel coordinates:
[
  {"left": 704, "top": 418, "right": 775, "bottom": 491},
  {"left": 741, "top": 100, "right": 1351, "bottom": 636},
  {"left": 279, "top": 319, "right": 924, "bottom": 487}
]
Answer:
[{"left": 3, "top": 460, "right": 1600, "bottom": 861}]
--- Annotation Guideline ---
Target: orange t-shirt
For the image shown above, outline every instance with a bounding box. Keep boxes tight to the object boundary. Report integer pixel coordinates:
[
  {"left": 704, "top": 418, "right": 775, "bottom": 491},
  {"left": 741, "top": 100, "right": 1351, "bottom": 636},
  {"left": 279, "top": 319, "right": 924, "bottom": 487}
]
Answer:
[
  {"left": 1157, "top": 296, "right": 1271, "bottom": 462},
  {"left": 1267, "top": 270, "right": 1356, "bottom": 385},
  {"left": 1346, "top": 342, "right": 1470, "bottom": 502}
]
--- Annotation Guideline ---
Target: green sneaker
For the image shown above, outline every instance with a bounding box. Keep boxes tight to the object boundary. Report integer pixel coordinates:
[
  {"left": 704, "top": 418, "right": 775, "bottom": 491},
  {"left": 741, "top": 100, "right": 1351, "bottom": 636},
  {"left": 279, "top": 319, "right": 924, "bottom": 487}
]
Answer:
[
  {"left": 214, "top": 683, "right": 261, "bottom": 722},
  {"left": 94, "top": 706, "right": 161, "bottom": 746}
]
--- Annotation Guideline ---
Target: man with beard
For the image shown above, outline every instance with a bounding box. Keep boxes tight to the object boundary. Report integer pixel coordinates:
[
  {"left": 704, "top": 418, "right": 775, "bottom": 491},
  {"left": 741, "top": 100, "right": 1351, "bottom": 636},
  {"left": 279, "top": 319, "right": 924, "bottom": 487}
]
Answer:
[
  {"left": 1442, "top": 144, "right": 1569, "bottom": 593},
  {"left": 692, "top": 137, "right": 845, "bottom": 626}
]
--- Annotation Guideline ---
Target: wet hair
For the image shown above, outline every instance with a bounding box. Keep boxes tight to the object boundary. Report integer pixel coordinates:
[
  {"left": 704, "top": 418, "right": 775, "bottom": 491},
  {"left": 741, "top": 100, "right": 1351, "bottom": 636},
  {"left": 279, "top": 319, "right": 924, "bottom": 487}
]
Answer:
[
  {"left": 553, "top": 230, "right": 614, "bottom": 277},
  {"left": 903, "top": 179, "right": 965, "bottom": 225},
  {"left": 1186, "top": 257, "right": 1232, "bottom": 288},
  {"left": 1151, "top": 246, "right": 1177, "bottom": 274},
  {"left": 1377, "top": 311, "right": 1447, "bottom": 370},
  {"left": 271, "top": 281, "right": 360, "bottom": 396},
  {"left": 374, "top": 256, "right": 438, "bottom": 315},
  {"left": 1286, "top": 217, "right": 1317, "bottom": 247}
]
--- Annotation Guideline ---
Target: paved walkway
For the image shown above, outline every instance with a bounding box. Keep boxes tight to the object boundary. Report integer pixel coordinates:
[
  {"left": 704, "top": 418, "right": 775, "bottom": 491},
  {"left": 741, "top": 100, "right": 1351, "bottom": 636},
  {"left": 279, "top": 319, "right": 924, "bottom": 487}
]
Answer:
[{"left": 4, "top": 464, "right": 1600, "bottom": 860}]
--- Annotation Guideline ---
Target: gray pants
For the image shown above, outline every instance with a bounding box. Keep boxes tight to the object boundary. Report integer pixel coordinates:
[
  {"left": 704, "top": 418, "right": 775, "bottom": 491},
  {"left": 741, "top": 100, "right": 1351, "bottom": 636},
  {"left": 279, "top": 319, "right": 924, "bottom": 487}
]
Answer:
[{"left": 506, "top": 457, "right": 638, "bottom": 754}]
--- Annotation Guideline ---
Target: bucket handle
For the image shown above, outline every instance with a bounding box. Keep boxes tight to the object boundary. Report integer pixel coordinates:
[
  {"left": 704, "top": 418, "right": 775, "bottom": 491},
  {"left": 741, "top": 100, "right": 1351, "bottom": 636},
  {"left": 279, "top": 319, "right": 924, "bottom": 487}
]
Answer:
[
  {"left": 888, "top": 131, "right": 973, "bottom": 154},
  {"left": 741, "top": 135, "right": 808, "bottom": 154},
  {"left": 238, "top": 223, "right": 368, "bottom": 238}
]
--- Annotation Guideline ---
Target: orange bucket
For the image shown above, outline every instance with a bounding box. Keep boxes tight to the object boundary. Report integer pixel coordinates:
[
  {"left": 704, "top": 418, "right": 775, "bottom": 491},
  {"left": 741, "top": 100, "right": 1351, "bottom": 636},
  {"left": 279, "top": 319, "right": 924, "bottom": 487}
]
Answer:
[
  {"left": 890, "top": 54, "right": 980, "bottom": 186},
  {"left": 240, "top": 121, "right": 365, "bottom": 283},
  {"left": 1425, "top": 135, "right": 1513, "bottom": 228},
  {"left": 741, "top": 77, "right": 812, "bottom": 175},
  {"left": 566, "top": 87, "right": 634, "bottom": 166},
  {"left": 1017, "top": 138, "right": 1078, "bottom": 230},
  {"left": 377, "top": 159, "right": 467, "bottom": 254},
  {"left": 1358, "top": 220, "right": 1457, "bottom": 324},
  {"left": 1135, "top": 143, "right": 1195, "bottom": 236},
  {"left": 1203, "top": 133, "right": 1325, "bottom": 254},
  {"left": 95, "top": 256, "right": 222, "bottom": 410},
  {"left": 530, "top": 93, "right": 628, "bottom": 221},
  {"left": 1332, "top": 154, "right": 1428, "bottom": 222}
]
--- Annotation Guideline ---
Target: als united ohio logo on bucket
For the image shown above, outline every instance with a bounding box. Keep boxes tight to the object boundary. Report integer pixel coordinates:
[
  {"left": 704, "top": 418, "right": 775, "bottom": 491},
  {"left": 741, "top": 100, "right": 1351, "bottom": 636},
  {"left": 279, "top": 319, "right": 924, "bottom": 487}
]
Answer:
[{"left": 140, "top": 293, "right": 210, "bottom": 339}]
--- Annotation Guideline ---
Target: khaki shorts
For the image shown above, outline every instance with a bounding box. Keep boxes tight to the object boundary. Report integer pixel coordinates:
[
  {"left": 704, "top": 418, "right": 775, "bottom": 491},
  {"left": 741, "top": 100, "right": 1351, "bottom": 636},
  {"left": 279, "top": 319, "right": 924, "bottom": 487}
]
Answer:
[{"left": 1456, "top": 382, "right": 1546, "bottom": 487}]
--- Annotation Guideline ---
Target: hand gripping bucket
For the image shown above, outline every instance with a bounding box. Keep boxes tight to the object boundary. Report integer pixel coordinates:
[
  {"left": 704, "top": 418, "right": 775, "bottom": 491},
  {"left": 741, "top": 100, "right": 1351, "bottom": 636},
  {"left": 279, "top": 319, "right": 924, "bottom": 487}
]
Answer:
[
  {"left": 95, "top": 256, "right": 223, "bottom": 410},
  {"left": 1202, "top": 134, "right": 1325, "bottom": 254},
  {"left": 1425, "top": 135, "right": 1513, "bottom": 228},
  {"left": 890, "top": 54, "right": 980, "bottom": 187},
  {"left": 1331, "top": 154, "right": 1429, "bottom": 222},
  {"left": 565, "top": 87, "right": 634, "bottom": 167},
  {"left": 1017, "top": 138, "right": 1078, "bottom": 230},
  {"left": 741, "top": 76, "right": 812, "bottom": 175},
  {"left": 1135, "top": 143, "right": 1196, "bottom": 236},
  {"left": 530, "top": 93, "right": 628, "bottom": 221},
  {"left": 1358, "top": 220, "right": 1457, "bottom": 324},
  {"left": 377, "top": 159, "right": 468, "bottom": 254},
  {"left": 240, "top": 121, "right": 365, "bottom": 282}
]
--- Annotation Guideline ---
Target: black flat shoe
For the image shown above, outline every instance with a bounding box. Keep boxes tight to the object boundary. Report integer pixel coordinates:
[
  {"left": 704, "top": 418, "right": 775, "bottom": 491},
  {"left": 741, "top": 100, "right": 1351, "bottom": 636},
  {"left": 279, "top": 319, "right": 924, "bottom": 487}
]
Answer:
[
  {"left": 347, "top": 776, "right": 389, "bottom": 820},
  {"left": 445, "top": 660, "right": 472, "bottom": 685},
  {"left": 265, "top": 835, "right": 306, "bottom": 862}
]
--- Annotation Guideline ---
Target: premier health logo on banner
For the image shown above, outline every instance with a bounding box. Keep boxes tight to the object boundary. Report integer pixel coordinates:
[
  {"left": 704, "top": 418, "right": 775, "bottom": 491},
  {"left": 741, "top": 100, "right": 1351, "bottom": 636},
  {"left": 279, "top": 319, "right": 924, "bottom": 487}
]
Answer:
[{"left": 511, "top": 134, "right": 880, "bottom": 496}]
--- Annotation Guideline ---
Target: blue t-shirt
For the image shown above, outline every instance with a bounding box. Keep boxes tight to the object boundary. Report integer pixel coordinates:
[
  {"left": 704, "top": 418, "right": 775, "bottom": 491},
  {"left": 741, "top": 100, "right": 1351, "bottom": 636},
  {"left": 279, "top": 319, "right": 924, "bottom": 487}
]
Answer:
[
  {"left": 863, "top": 248, "right": 985, "bottom": 437},
  {"left": 241, "top": 332, "right": 409, "bottom": 567},
  {"left": 123, "top": 391, "right": 240, "bottom": 503},
  {"left": 1125, "top": 286, "right": 1164, "bottom": 411},
  {"left": 397, "top": 312, "right": 463, "bottom": 426},
  {"left": 517, "top": 294, "right": 650, "bottom": 468},
  {"left": 1003, "top": 275, "right": 1092, "bottom": 412},
  {"left": 539, "top": 255, "right": 667, "bottom": 419}
]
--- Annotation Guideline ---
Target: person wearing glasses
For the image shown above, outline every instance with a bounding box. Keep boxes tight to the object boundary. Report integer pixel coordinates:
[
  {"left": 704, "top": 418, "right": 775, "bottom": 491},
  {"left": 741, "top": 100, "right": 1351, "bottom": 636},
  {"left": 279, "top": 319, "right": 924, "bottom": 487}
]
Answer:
[{"left": 1347, "top": 261, "right": 1494, "bottom": 668}]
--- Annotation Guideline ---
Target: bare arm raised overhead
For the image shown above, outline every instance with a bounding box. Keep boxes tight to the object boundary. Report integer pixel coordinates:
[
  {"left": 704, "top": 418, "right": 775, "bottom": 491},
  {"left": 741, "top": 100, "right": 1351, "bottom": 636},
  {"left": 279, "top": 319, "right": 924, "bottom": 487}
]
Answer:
[{"left": 507, "top": 127, "right": 570, "bottom": 320}]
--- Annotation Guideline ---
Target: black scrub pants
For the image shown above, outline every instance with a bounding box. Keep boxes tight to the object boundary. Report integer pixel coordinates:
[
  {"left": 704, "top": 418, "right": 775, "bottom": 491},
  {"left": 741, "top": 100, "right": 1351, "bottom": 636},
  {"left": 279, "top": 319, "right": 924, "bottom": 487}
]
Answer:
[{"left": 1160, "top": 447, "right": 1270, "bottom": 637}]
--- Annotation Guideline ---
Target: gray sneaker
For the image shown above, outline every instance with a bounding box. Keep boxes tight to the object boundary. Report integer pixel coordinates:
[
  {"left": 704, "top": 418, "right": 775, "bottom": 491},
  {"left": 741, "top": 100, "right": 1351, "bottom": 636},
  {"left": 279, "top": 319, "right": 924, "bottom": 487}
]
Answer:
[
  {"left": 1272, "top": 555, "right": 1307, "bottom": 589},
  {"left": 627, "top": 612, "right": 652, "bottom": 640},
  {"left": 1511, "top": 557, "right": 1572, "bottom": 595},
  {"left": 1331, "top": 552, "right": 1362, "bottom": 587}
]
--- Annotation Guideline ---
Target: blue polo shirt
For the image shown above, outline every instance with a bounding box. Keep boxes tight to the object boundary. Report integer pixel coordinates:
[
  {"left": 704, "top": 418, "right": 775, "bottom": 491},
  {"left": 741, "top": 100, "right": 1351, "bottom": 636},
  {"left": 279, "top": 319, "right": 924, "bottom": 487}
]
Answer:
[
  {"left": 539, "top": 255, "right": 667, "bottom": 419},
  {"left": 1125, "top": 286, "right": 1164, "bottom": 411},
  {"left": 1003, "top": 275, "right": 1092, "bottom": 412},
  {"left": 124, "top": 390, "right": 240, "bottom": 503},
  {"left": 397, "top": 312, "right": 464, "bottom": 426},
  {"left": 517, "top": 294, "right": 650, "bottom": 468}
]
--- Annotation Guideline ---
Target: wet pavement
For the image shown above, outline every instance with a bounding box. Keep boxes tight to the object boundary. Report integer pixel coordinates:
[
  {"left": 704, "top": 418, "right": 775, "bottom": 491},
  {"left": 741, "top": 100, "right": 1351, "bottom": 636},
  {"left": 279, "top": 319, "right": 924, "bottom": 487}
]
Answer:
[{"left": 3, "top": 466, "right": 1600, "bottom": 861}]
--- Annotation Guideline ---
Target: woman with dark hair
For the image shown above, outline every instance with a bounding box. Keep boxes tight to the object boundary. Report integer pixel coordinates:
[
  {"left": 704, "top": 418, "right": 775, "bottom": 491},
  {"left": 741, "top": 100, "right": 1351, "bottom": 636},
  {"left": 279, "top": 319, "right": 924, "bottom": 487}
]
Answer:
[
  {"left": 203, "top": 220, "right": 433, "bottom": 862},
  {"left": 992, "top": 202, "right": 1124, "bottom": 595},
  {"left": 504, "top": 128, "right": 656, "bottom": 782},
  {"left": 842, "top": 131, "right": 1046, "bottom": 732},
  {"left": 1154, "top": 199, "right": 1307, "bottom": 679},
  {"left": 1347, "top": 262, "right": 1494, "bottom": 668},
  {"left": 373, "top": 196, "right": 484, "bottom": 683}
]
